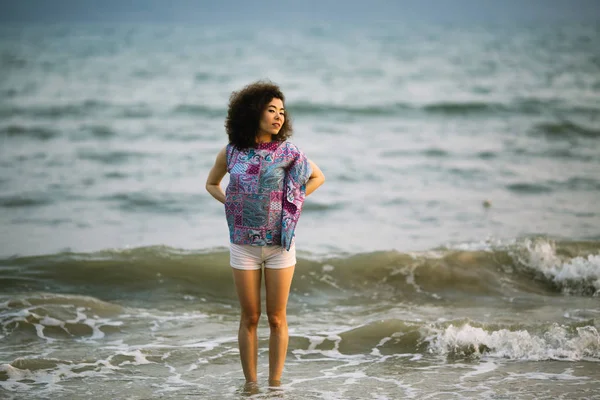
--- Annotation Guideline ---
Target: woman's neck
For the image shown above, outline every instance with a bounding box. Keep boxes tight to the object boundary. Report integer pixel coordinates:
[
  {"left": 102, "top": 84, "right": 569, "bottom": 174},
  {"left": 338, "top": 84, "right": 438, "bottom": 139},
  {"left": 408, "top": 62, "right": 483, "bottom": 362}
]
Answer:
[{"left": 255, "top": 133, "right": 273, "bottom": 144}]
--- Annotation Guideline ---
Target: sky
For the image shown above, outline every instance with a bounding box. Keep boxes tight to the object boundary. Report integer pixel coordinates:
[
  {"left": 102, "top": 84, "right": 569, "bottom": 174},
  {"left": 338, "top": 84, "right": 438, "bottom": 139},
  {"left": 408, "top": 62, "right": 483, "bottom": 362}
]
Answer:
[{"left": 0, "top": 0, "right": 599, "bottom": 24}]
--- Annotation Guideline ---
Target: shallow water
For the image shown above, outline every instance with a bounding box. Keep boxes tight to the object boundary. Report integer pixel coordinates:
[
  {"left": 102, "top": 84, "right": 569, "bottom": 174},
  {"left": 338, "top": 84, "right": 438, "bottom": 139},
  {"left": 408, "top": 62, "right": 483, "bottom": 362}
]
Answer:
[{"left": 1, "top": 239, "right": 599, "bottom": 398}]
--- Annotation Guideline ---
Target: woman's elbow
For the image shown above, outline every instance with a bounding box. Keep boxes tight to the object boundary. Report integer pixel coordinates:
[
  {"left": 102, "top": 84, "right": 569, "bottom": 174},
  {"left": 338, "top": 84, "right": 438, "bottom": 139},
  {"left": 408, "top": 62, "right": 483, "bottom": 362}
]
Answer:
[{"left": 314, "top": 174, "right": 325, "bottom": 188}]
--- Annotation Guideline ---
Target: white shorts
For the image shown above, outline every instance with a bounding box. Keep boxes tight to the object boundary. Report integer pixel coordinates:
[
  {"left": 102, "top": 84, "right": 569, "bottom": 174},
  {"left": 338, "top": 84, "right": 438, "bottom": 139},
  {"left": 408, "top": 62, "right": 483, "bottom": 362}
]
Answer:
[{"left": 230, "top": 242, "right": 296, "bottom": 270}]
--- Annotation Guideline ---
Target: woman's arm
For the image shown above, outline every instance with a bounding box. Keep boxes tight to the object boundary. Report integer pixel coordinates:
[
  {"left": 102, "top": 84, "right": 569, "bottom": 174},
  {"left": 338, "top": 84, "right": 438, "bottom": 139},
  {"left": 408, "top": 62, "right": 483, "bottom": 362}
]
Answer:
[
  {"left": 306, "top": 159, "right": 325, "bottom": 196},
  {"left": 205, "top": 147, "right": 228, "bottom": 204}
]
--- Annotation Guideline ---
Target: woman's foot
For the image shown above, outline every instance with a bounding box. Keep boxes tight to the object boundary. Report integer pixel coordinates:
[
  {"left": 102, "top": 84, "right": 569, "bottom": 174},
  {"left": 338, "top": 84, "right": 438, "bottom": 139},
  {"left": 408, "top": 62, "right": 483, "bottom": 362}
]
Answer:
[
  {"left": 268, "top": 379, "right": 282, "bottom": 388},
  {"left": 241, "top": 381, "right": 260, "bottom": 396}
]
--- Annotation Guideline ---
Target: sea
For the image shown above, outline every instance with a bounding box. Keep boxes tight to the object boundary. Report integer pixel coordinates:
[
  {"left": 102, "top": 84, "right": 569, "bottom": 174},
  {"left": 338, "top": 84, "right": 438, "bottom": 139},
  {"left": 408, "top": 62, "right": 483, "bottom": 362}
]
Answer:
[{"left": 1, "top": 21, "right": 599, "bottom": 399}]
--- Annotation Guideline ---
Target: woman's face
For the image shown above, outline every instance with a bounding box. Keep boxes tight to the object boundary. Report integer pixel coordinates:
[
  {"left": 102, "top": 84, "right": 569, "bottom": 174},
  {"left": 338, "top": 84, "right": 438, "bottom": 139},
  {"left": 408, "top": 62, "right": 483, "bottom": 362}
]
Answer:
[{"left": 258, "top": 98, "right": 285, "bottom": 137}]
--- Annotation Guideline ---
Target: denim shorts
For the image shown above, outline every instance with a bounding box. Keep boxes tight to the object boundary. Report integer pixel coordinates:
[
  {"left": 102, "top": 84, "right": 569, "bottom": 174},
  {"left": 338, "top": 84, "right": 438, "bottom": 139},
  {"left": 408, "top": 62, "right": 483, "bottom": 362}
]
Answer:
[{"left": 229, "top": 241, "right": 296, "bottom": 270}]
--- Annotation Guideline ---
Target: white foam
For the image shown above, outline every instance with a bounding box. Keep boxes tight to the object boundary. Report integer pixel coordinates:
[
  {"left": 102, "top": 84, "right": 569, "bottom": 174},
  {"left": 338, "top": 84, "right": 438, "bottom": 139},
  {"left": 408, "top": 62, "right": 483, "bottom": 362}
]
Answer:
[
  {"left": 286, "top": 370, "right": 418, "bottom": 399},
  {"left": 507, "top": 368, "right": 586, "bottom": 381},
  {"left": 39, "top": 316, "right": 62, "bottom": 326},
  {"left": 556, "top": 254, "right": 600, "bottom": 292},
  {"left": 308, "top": 270, "right": 342, "bottom": 290},
  {"left": 119, "top": 350, "right": 153, "bottom": 365},
  {"left": 442, "top": 238, "right": 600, "bottom": 296},
  {"left": 460, "top": 360, "right": 499, "bottom": 380},
  {"left": 33, "top": 323, "right": 55, "bottom": 342},
  {"left": 512, "top": 238, "right": 600, "bottom": 295},
  {"left": 129, "top": 310, "right": 208, "bottom": 332},
  {"left": 99, "top": 348, "right": 156, "bottom": 367},
  {"left": 0, "top": 364, "right": 38, "bottom": 392},
  {"left": 1, "top": 300, "right": 125, "bottom": 344},
  {"left": 322, "top": 264, "right": 335, "bottom": 272},
  {"left": 0, "top": 352, "right": 147, "bottom": 395},
  {"left": 0, "top": 361, "right": 86, "bottom": 393},
  {"left": 428, "top": 323, "right": 600, "bottom": 361}
]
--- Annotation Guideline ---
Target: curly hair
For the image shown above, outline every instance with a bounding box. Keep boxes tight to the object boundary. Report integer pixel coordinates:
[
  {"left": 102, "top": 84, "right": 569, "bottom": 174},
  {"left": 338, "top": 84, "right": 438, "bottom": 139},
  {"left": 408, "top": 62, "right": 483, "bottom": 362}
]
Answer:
[{"left": 225, "top": 81, "right": 293, "bottom": 149}]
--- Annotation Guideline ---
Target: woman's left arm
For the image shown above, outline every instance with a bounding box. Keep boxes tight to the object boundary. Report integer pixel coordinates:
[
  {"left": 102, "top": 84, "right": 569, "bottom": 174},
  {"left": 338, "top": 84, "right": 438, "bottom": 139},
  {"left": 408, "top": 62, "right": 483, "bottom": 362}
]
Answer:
[{"left": 305, "top": 159, "right": 325, "bottom": 196}]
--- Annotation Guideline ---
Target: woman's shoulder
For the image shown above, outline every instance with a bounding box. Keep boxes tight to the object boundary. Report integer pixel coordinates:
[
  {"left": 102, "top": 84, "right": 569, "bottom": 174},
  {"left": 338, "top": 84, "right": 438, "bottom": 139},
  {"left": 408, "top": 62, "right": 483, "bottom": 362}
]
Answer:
[{"left": 280, "top": 141, "right": 305, "bottom": 155}]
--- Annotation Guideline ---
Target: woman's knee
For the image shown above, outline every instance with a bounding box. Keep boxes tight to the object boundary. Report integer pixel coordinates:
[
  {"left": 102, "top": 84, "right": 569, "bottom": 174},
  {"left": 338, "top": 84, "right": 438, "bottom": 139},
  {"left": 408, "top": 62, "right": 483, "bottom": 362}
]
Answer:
[
  {"left": 240, "top": 311, "right": 261, "bottom": 328},
  {"left": 267, "top": 312, "right": 287, "bottom": 330}
]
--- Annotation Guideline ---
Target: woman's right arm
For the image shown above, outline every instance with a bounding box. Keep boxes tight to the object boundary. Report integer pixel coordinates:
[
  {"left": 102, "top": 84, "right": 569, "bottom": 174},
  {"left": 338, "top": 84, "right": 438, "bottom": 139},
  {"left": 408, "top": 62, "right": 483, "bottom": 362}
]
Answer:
[
  {"left": 305, "top": 159, "right": 325, "bottom": 196},
  {"left": 205, "top": 147, "right": 228, "bottom": 204}
]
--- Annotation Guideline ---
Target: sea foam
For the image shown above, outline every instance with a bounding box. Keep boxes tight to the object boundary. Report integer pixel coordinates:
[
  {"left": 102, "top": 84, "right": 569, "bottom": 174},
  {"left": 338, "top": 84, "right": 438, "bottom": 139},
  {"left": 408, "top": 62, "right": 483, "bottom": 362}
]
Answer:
[
  {"left": 512, "top": 238, "right": 600, "bottom": 295},
  {"left": 427, "top": 323, "right": 600, "bottom": 361}
]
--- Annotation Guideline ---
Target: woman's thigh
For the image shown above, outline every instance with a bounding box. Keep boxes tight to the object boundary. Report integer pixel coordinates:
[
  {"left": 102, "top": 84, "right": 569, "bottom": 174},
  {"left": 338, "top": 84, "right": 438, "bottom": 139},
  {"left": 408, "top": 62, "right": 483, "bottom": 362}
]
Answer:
[
  {"left": 265, "top": 266, "right": 295, "bottom": 317},
  {"left": 232, "top": 268, "right": 262, "bottom": 316}
]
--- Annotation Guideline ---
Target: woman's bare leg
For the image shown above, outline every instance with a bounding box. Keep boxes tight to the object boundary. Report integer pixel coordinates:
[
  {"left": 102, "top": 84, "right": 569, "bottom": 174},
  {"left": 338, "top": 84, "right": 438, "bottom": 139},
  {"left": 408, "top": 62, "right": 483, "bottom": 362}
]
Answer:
[
  {"left": 265, "top": 265, "right": 295, "bottom": 385},
  {"left": 232, "top": 268, "right": 262, "bottom": 383}
]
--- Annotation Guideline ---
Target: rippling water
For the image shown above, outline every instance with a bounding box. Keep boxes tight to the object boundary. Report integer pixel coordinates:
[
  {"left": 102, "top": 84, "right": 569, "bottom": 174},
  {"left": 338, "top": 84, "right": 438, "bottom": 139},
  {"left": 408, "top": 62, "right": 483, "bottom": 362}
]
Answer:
[{"left": 1, "top": 22, "right": 599, "bottom": 399}]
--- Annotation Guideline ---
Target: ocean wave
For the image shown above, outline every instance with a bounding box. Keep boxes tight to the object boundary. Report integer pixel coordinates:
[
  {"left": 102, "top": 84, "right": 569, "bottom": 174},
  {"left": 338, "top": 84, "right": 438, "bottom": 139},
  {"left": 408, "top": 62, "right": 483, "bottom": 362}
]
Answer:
[
  {"left": 293, "top": 318, "right": 600, "bottom": 362},
  {"left": 0, "top": 125, "right": 59, "bottom": 140},
  {"left": 1, "top": 239, "right": 598, "bottom": 301},
  {"left": 0, "top": 101, "right": 109, "bottom": 119},
  {"left": 476, "top": 150, "right": 498, "bottom": 160},
  {"left": 0, "top": 294, "right": 123, "bottom": 343},
  {"left": 0, "top": 52, "right": 27, "bottom": 69},
  {"left": 506, "top": 182, "right": 554, "bottom": 194},
  {"left": 302, "top": 201, "right": 343, "bottom": 212},
  {"left": 335, "top": 320, "right": 426, "bottom": 355},
  {"left": 0, "top": 101, "right": 155, "bottom": 120},
  {"left": 79, "top": 124, "right": 117, "bottom": 139},
  {"left": 561, "top": 177, "right": 600, "bottom": 191},
  {"left": 0, "top": 194, "right": 54, "bottom": 208},
  {"left": 422, "top": 98, "right": 597, "bottom": 117},
  {"left": 509, "top": 238, "right": 600, "bottom": 296},
  {"left": 1, "top": 99, "right": 595, "bottom": 123},
  {"left": 99, "top": 192, "right": 205, "bottom": 214},
  {"left": 538, "top": 148, "right": 599, "bottom": 162},
  {"left": 532, "top": 120, "right": 600, "bottom": 139},
  {"left": 103, "top": 171, "right": 128, "bottom": 179},
  {"left": 172, "top": 104, "right": 225, "bottom": 118},
  {"left": 118, "top": 105, "right": 153, "bottom": 118},
  {"left": 422, "top": 101, "right": 506, "bottom": 115},
  {"left": 0, "top": 88, "right": 18, "bottom": 98},
  {"left": 281, "top": 99, "right": 594, "bottom": 118},
  {"left": 0, "top": 350, "right": 155, "bottom": 392},
  {"left": 166, "top": 99, "right": 600, "bottom": 120},
  {"left": 505, "top": 177, "right": 600, "bottom": 194},
  {"left": 289, "top": 101, "right": 506, "bottom": 117},
  {"left": 289, "top": 102, "right": 412, "bottom": 117},
  {"left": 77, "top": 149, "right": 151, "bottom": 165},
  {"left": 422, "top": 148, "right": 449, "bottom": 157},
  {"left": 426, "top": 321, "right": 600, "bottom": 361}
]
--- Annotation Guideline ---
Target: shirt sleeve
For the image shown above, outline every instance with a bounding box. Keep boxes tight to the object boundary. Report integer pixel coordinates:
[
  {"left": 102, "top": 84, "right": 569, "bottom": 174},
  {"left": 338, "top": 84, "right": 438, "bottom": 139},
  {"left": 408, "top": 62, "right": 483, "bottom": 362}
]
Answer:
[
  {"left": 225, "top": 144, "right": 236, "bottom": 172},
  {"left": 281, "top": 144, "right": 312, "bottom": 250},
  {"left": 286, "top": 145, "right": 312, "bottom": 198}
]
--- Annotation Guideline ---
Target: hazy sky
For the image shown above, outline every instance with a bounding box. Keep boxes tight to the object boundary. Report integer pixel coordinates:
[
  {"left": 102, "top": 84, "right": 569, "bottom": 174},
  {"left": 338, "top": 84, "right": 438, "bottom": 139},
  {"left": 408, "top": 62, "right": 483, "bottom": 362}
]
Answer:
[{"left": 0, "top": 0, "right": 599, "bottom": 24}]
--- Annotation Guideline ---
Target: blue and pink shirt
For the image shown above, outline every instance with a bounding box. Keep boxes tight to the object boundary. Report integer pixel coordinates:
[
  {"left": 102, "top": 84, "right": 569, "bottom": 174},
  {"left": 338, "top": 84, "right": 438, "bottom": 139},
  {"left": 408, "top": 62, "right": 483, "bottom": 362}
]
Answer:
[{"left": 225, "top": 141, "right": 312, "bottom": 250}]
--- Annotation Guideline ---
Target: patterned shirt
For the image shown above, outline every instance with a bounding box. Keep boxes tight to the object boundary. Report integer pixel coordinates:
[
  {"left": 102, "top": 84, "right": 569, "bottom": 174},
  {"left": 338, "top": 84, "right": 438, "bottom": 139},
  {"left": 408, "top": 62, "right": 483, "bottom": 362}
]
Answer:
[{"left": 225, "top": 141, "right": 312, "bottom": 250}]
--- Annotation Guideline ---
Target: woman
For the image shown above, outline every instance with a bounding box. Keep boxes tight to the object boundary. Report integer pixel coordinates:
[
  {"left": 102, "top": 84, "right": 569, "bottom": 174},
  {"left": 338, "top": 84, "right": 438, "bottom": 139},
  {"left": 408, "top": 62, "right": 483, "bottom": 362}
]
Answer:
[{"left": 205, "top": 81, "right": 325, "bottom": 387}]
